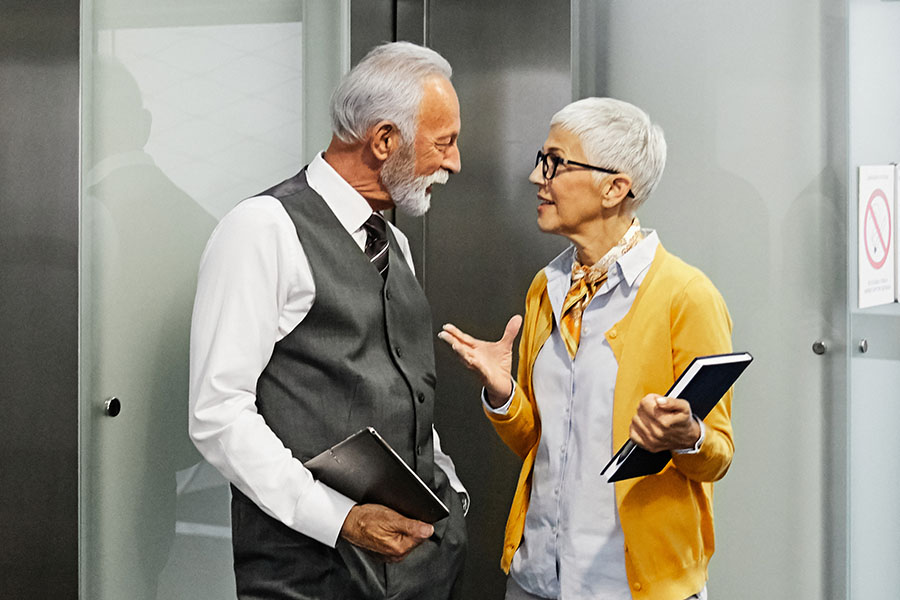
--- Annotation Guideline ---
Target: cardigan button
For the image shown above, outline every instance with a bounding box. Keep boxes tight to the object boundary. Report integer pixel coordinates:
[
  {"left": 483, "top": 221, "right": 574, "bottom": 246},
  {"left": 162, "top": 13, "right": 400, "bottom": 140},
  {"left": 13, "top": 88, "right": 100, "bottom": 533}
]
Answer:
[
  {"left": 608, "top": 329, "right": 617, "bottom": 339},
  {"left": 633, "top": 582, "right": 642, "bottom": 591}
]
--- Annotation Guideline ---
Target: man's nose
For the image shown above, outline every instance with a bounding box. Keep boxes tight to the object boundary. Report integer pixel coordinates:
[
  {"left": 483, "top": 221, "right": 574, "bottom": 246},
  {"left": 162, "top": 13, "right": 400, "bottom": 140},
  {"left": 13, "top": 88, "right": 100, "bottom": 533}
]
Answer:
[{"left": 442, "top": 143, "right": 461, "bottom": 174}]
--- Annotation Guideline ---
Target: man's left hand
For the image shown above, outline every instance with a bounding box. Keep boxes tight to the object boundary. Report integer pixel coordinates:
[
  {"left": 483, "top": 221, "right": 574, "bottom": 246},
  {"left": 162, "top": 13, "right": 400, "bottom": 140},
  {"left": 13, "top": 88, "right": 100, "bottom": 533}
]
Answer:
[{"left": 629, "top": 394, "right": 700, "bottom": 453}]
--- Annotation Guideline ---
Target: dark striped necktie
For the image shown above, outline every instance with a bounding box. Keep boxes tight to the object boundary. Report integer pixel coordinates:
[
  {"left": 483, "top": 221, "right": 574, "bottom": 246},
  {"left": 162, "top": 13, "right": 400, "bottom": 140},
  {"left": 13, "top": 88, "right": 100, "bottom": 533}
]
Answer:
[{"left": 363, "top": 212, "right": 389, "bottom": 280}]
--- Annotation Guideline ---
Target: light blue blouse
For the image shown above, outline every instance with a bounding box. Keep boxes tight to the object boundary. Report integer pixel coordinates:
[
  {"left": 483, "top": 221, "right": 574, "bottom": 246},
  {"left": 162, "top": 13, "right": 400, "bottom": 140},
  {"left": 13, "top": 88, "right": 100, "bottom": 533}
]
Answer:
[{"left": 497, "top": 231, "right": 659, "bottom": 600}]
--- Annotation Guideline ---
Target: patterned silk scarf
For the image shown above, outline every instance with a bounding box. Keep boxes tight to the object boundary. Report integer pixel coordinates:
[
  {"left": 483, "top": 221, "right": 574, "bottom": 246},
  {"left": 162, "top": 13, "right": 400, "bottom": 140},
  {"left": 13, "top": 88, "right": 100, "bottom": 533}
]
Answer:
[{"left": 558, "top": 218, "right": 644, "bottom": 359}]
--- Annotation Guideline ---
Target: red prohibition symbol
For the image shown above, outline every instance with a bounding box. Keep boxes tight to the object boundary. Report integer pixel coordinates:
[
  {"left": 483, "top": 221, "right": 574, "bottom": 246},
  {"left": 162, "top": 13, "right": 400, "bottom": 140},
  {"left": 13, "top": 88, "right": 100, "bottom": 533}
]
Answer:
[{"left": 864, "top": 188, "right": 892, "bottom": 270}]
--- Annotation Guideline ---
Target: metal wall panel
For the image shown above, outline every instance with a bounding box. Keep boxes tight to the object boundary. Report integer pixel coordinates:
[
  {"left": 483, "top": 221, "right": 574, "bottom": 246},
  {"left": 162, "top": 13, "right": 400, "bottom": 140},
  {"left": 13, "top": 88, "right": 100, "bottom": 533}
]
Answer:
[
  {"left": 350, "top": 0, "right": 395, "bottom": 64},
  {"left": 394, "top": 2, "right": 573, "bottom": 597},
  {"left": 0, "top": 2, "right": 80, "bottom": 597},
  {"left": 848, "top": 0, "right": 900, "bottom": 595}
]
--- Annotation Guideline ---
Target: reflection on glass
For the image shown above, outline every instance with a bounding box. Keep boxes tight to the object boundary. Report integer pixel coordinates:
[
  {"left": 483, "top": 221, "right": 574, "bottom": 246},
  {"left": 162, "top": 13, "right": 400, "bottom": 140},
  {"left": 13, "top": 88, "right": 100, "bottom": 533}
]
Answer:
[
  {"left": 95, "top": 22, "right": 304, "bottom": 220},
  {"left": 83, "top": 10, "right": 306, "bottom": 600}
]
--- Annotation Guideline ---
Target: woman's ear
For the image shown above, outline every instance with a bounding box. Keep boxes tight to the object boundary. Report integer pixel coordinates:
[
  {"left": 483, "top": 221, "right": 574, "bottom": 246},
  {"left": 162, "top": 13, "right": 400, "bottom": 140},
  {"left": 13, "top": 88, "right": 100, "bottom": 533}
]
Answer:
[
  {"left": 600, "top": 173, "right": 633, "bottom": 209},
  {"left": 369, "top": 120, "right": 398, "bottom": 162}
]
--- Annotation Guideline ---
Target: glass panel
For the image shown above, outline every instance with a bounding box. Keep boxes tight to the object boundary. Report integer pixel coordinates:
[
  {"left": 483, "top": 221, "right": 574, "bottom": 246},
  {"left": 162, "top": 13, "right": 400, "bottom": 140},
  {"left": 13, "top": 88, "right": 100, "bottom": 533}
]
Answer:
[
  {"left": 79, "top": 2, "right": 348, "bottom": 598},
  {"left": 571, "top": 1, "right": 849, "bottom": 599}
]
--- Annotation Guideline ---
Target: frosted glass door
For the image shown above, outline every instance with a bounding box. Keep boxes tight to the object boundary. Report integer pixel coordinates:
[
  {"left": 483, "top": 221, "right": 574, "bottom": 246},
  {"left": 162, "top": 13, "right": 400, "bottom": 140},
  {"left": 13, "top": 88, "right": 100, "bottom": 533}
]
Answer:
[{"left": 78, "top": 2, "right": 348, "bottom": 598}]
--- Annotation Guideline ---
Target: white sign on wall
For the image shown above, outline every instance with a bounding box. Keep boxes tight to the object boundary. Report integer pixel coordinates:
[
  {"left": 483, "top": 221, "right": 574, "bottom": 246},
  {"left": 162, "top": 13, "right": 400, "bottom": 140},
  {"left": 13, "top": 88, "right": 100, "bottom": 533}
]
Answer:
[
  {"left": 896, "top": 164, "right": 900, "bottom": 302},
  {"left": 858, "top": 164, "right": 896, "bottom": 308}
]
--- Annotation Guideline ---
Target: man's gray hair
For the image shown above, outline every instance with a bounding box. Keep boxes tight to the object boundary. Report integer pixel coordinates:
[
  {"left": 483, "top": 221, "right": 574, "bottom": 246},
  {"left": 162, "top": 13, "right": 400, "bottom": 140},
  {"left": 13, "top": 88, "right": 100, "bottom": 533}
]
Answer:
[
  {"left": 551, "top": 97, "right": 666, "bottom": 211},
  {"left": 330, "top": 42, "right": 452, "bottom": 145}
]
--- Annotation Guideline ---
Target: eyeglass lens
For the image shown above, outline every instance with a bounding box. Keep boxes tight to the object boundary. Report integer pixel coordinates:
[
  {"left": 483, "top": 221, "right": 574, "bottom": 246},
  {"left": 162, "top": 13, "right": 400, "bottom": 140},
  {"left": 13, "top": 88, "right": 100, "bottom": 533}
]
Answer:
[{"left": 535, "top": 150, "right": 557, "bottom": 180}]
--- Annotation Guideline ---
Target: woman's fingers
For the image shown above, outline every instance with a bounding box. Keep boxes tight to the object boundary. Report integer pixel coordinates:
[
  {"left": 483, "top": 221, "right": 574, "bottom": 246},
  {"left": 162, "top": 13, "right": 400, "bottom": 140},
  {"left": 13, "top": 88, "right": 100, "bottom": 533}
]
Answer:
[
  {"left": 437, "top": 331, "right": 481, "bottom": 370},
  {"left": 437, "top": 317, "right": 519, "bottom": 378},
  {"left": 440, "top": 323, "right": 479, "bottom": 347},
  {"left": 436, "top": 330, "right": 468, "bottom": 355}
]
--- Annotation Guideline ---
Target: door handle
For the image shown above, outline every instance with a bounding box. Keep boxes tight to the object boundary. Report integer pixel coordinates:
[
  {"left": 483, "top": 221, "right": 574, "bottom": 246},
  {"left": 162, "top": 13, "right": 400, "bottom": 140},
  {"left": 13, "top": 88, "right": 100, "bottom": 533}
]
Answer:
[{"left": 104, "top": 397, "right": 121, "bottom": 417}]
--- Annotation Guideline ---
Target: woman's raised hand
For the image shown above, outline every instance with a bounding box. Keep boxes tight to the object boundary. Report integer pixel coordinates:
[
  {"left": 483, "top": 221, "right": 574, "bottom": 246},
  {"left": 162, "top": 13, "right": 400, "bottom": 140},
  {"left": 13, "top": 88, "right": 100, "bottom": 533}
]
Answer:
[{"left": 437, "top": 315, "right": 523, "bottom": 408}]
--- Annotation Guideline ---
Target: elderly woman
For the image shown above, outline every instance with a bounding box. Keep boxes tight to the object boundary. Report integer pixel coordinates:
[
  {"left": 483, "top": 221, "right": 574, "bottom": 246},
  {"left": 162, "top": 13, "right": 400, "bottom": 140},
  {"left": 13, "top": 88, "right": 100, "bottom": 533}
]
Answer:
[{"left": 439, "top": 98, "right": 734, "bottom": 600}]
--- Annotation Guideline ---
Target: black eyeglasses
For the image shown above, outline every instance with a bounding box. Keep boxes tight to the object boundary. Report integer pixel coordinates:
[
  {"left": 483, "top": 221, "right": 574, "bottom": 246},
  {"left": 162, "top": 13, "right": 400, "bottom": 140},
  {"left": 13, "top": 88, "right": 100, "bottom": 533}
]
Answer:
[{"left": 535, "top": 150, "right": 634, "bottom": 198}]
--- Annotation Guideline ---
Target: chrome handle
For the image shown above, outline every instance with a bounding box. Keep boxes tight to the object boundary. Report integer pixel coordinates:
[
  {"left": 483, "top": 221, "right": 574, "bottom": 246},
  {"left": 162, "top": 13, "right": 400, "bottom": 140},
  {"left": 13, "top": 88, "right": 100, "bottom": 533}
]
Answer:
[
  {"left": 104, "top": 397, "right": 121, "bottom": 417},
  {"left": 812, "top": 340, "right": 827, "bottom": 355},
  {"left": 859, "top": 339, "right": 869, "bottom": 353}
]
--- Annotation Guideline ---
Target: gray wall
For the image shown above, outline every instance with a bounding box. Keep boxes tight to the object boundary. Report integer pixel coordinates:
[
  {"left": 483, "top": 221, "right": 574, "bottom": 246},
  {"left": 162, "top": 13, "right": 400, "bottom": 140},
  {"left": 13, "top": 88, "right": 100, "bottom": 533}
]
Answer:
[{"left": 0, "top": 1, "right": 80, "bottom": 597}]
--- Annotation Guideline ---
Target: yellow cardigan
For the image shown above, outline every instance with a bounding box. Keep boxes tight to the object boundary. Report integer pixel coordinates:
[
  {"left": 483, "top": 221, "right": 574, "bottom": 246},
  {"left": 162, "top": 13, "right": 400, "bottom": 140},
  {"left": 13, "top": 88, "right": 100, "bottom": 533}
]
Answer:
[{"left": 486, "top": 244, "right": 734, "bottom": 600}]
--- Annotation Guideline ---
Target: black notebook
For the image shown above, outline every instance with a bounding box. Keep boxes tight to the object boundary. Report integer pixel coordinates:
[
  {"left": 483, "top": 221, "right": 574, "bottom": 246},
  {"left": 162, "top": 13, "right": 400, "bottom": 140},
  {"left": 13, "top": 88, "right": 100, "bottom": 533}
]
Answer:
[
  {"left": 600, "top": 352, "right": 753, "bottom": 483},
  {"left": 304, "top": 427, "right": 450, "bottom": 523}
]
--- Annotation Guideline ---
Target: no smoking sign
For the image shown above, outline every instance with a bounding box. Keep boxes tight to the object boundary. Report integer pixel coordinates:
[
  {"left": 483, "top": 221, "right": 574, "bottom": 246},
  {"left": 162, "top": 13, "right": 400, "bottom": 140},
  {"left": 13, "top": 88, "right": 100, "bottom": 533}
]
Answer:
[
  {"left": 858, "top": 165, "right": 897, "bottom": 308},
  {"left": 864, "top": 188, "right": 891, "bottom": 269}
]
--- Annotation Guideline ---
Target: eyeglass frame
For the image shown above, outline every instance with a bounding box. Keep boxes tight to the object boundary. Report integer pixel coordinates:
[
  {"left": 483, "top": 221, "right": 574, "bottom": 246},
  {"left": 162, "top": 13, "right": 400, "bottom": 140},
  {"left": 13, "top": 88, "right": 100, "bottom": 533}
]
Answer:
[{"left": 535, "top": 150, "right": 635, "bottom": 198}]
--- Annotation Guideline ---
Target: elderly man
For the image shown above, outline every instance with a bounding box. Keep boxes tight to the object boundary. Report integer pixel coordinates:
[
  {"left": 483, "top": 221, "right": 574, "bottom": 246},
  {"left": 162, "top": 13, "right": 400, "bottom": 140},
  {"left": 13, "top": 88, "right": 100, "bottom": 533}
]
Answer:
[
  {"left": 190, "top": 42, "right": 467, "bottom": 600},
  {"left": 440, "top": 97, "right": 733, "bottom": 600}
]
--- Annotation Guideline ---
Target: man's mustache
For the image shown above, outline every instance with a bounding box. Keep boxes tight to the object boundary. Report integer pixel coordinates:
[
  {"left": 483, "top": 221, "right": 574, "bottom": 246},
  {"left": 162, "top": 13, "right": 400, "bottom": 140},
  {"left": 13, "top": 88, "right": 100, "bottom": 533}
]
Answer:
[{"left": 424, "top": 169, "right": 450, "bottom": 186}]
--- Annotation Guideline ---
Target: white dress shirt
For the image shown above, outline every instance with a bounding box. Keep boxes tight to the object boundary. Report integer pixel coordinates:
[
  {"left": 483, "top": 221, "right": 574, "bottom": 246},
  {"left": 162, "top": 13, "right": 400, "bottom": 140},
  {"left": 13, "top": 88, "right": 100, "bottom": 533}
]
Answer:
[
  {"left": 189, "top": 152, "right": 466, "bottom": 549},
  {"left": 488, "top": 232, "right": 660, "bottom": 600}
]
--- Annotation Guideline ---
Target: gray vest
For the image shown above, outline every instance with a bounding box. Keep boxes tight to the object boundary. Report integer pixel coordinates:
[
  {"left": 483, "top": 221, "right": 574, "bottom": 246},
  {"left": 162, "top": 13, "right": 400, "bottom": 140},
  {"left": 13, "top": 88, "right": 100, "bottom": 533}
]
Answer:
[
  {"left": 231, "top": 171, "right": 466, "bottom": 600},
  {"left": 257, "top": 171, "right": 437, "bottom": 484}
]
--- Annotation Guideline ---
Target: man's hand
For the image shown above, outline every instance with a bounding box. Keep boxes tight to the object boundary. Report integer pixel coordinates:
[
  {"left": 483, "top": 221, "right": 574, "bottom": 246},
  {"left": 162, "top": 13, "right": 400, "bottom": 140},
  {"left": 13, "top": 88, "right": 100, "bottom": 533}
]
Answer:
[
  {"left": 437, "top": 315, "right": 522, "bottom": 408},
  {"left": 339, "top": 504, "right": 434, "bottom": 563},
  {"left": 629, "top": 394, "right": 701, "bottom": 453}
]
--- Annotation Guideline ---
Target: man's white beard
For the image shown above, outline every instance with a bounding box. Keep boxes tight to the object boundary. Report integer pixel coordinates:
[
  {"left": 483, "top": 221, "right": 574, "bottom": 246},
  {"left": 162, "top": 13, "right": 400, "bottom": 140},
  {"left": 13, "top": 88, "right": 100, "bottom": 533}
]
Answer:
[{"left": 381, "top": 142, "right": 449, "bottom": 217}]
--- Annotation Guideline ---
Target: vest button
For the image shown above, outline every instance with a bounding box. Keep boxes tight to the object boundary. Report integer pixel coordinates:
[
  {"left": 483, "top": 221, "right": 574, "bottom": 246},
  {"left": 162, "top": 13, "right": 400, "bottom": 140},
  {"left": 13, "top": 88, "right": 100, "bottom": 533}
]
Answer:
[
  {"left": 395, "top": 346, "right": 402, "bottom": 357},
  {"left": 416, "top": 444, "right": 423, "bottom": 456},
  {"left": 385, "top": 288, "right": 392, "bottom": 300},
  {"left": 417, "top": 392, "right": 426, "bottom": 403}
]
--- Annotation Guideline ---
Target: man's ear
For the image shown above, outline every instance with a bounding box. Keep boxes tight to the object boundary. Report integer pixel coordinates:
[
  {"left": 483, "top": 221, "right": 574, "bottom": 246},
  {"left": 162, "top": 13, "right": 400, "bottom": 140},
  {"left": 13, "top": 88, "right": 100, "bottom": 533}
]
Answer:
[
  {"left": 600, "top": 173, "right": 633, "bottom": 209},
  {"left": 369, "top": 120, "right": 399, "bottom": 162}
]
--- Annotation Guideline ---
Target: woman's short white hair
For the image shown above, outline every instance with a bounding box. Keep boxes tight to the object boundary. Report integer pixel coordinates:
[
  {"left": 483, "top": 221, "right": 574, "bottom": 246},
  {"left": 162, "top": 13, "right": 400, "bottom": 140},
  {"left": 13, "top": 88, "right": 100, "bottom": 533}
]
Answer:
[
  {"left": 551, "top": 97, "right": 666, "bottom": 211},
  {"left": 330, "top": 42, "right": 452, "bottom": 145}
]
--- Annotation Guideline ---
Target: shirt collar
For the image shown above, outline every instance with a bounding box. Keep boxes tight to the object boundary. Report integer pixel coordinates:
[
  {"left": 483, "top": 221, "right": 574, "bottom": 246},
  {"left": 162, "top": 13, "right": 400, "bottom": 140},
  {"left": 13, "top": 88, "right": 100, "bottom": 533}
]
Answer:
[
  {"left": 618, "top": 229, "right": 659, "bottom": 286},
  {"left": 545, "top": 245, "right": 577, "bottom": 289},
  {"left": 544, "top": 246, "right": 577, "bottom": 323},
  {"left": 544, "top": 229, "right": 660, "bottom": 301},
  {"left": 305, "top": 151, "right": 376, "bottom": 234}
]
